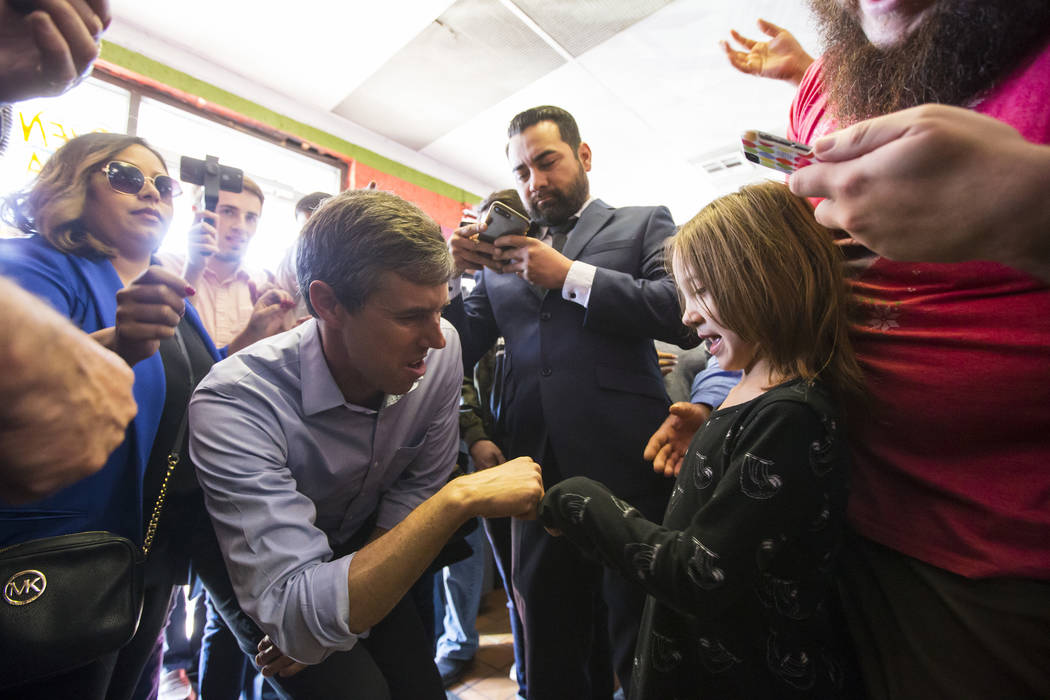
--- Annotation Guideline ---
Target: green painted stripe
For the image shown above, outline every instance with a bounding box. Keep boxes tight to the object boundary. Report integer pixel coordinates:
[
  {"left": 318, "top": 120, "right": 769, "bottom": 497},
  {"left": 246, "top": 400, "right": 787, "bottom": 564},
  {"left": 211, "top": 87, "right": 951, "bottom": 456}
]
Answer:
[{"left": 100, "top": 41, "right": 480, "bottom": 204}]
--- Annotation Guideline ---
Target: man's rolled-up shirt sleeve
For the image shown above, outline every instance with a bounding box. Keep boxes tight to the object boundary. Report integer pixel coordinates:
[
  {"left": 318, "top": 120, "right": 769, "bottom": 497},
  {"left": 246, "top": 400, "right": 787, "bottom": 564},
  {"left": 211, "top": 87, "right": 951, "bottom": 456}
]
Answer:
[
  {"left": 376, "top": 323, "right": 463, "bottom": 529},
  {"left": 189, "top": 382, "right": 358, "bottom": 664}
]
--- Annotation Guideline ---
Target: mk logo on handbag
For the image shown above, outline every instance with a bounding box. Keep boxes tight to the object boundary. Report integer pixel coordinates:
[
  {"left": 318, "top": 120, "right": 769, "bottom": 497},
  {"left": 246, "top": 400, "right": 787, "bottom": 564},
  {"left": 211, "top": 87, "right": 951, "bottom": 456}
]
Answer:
[{"left": 3, "top": 569, "right": 47, "bottom": 606}]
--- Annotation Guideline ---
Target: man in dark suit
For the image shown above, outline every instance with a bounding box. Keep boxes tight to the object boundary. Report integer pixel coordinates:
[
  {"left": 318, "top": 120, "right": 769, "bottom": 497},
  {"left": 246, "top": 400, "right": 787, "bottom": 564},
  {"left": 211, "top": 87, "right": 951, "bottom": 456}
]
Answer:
[{"left": 445, "top": 105, "right": 696, "bottom": 699}]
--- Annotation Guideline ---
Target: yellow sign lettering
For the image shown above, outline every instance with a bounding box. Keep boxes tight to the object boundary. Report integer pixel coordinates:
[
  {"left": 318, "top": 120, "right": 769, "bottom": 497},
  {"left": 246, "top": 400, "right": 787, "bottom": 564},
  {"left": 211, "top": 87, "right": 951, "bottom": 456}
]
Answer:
[
  {"left": 50, "top": 122, "right": 70, "bottom": 146},
  {"left": 19, "top": 111, "right": 46, "bottom": 146}
]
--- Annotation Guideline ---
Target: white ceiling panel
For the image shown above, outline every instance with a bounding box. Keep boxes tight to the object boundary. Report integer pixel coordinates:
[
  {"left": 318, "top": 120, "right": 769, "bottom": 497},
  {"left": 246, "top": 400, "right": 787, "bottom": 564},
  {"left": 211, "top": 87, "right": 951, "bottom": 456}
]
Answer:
[
  {"left": 513, "top": 0, "right": 676, "bottom": 57},
  {"left": 574, "top": 0, "right": 819, "bottom": 163},
  {"left": 109, "top": 0, "right": 457, "bottom": 111},
  {"left": 333, "top": 0, "right": 565, "bottom": 150},
  {"left": 106, "top": 0, "right": 826, "bottom": 217}
]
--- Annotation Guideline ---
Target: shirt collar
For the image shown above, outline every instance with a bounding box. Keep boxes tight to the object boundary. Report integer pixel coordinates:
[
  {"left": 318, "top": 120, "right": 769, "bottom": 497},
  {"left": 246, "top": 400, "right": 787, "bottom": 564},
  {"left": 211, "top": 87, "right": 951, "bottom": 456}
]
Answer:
[
  {"left": 300, "top": 320, "right": 349, "bottom": 416},
  {"left": 574, "top": 195, "right": 596, "bottom": 219},
  {"left": 299, "top": 319, "right": 423, "bottom": 416}
]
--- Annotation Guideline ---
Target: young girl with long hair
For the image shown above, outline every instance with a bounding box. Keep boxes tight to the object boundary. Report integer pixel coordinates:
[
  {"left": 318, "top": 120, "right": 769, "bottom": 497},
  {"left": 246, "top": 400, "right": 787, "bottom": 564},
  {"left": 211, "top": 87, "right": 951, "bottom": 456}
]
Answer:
[{"left": 540, "top": 181, "right": 864, "bottom": 698}]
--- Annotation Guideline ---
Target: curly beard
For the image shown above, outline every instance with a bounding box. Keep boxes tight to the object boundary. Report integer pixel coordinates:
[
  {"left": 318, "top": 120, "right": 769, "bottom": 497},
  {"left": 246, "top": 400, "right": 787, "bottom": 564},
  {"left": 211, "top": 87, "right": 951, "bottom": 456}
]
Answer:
[{"left": 810, "top": 0, "right": 1050, "bottom": 124}]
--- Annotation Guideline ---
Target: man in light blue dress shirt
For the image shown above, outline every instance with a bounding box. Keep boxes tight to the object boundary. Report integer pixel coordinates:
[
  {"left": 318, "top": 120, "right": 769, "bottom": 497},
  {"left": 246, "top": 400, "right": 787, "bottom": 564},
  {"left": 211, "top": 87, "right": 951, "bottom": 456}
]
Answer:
[{"left": 189, "top": 190, "right": 544, "bottom": 700}]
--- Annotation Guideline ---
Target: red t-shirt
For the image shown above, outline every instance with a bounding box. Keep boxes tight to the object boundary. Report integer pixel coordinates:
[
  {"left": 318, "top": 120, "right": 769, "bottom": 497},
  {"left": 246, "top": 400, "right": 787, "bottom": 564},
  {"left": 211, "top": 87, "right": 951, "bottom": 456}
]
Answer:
[{"left": 789, "top": 41, "right": 1050, "bottom": 579}]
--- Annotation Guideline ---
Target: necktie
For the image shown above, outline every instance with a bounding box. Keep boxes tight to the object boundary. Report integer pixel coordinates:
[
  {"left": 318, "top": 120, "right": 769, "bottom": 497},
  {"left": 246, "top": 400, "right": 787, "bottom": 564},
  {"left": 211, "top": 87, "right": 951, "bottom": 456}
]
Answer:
[{"left": 548, "top": 216, "right": 578, "bottom": 254}]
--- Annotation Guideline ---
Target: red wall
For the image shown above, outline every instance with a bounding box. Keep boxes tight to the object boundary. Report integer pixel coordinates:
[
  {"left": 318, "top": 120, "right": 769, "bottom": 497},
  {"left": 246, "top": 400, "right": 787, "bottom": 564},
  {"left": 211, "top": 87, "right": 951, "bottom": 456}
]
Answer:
[{"left": 349, "top": 160, "right": 470, "bottom": 237}]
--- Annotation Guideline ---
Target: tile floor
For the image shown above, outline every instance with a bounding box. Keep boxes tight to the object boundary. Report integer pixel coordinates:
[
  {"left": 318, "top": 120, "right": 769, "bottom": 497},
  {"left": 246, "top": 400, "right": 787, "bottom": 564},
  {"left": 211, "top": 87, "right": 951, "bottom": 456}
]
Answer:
[{"left": 445, "top": 589, "right": 521, "bottom": 700}]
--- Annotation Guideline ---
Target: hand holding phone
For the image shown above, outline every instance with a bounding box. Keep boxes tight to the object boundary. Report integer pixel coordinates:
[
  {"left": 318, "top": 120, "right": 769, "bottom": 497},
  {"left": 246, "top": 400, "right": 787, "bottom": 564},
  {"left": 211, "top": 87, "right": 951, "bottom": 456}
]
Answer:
[
  {"left": 741, "top": 130, "right": 814, "bottom": 174},
  {"left": 479, "top": 201, "right": 530, "bottom": 244}
]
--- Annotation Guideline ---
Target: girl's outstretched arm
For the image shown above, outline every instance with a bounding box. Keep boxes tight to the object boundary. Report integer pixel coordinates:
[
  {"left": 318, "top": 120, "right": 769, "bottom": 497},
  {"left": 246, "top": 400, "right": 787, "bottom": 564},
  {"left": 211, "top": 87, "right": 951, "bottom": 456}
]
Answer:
[{"left": 540, "top": 395, "right": 847, "bottom": 621}]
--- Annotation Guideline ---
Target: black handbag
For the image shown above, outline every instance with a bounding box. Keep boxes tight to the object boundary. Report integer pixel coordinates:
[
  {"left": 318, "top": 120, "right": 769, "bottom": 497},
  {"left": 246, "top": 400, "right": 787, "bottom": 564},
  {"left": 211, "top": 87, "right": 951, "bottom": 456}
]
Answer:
[
  {"left": 0, "top": 327, "right": 193, "bottom": 688},
  {"left": 0, "top": 531, "right": 145, "bottom": 683}
]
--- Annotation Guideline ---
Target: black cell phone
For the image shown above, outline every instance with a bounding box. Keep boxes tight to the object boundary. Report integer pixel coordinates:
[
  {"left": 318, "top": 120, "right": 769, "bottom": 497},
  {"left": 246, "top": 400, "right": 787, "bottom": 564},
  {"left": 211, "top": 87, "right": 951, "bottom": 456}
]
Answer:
[
  {"left": 479, "top": 201, "right": 530, "bottom": 244},
  {"left": 179, "top": 155, "right": 244, "bottom": 216}
]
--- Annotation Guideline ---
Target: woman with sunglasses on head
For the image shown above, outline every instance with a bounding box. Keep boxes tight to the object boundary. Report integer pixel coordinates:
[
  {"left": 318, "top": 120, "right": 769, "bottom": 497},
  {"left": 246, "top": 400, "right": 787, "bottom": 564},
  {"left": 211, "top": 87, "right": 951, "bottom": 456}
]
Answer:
[{"left": 0, "top": 133, "right": 289, "bottom": 699}]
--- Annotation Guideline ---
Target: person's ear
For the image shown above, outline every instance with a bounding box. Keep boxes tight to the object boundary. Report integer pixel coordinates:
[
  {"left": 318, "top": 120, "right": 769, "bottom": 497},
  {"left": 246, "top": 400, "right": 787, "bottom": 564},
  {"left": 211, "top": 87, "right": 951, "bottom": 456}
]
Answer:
[
  {"left": 308, "top": 281, "right": 343, "bottom": 327},
  {"left": 577, "top": 142, "right": 592, "bottom": 172}
]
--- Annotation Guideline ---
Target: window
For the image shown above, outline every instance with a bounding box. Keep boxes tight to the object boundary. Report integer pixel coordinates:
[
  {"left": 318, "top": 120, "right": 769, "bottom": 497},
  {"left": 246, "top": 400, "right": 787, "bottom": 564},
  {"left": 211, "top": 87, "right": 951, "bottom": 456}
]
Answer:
[
  {"left": 1, "top": 79, "right": 131, "bottom": 196},
  {"left": 2, "top": 76, "right": 344, "bottom": 273},
  {"left": 136, "top": 97, "right": 342, "bottom": 271}
]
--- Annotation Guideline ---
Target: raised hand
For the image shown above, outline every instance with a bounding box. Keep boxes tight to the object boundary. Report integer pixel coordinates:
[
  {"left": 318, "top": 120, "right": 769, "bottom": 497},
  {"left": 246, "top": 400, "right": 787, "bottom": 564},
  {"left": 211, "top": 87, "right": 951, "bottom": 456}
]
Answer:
[
  {"left": 228, "top": 287, "right": 295, "bottom": 353},
  {"left": 720, "top": 18, "right": 814, "bottom": 86},
  {"left": 469, "top": 438, "right": 506, "bottom": 470},
  {"left": 643, "top": 402, "right": 711, "bottom": 478},
  {"left": 180, "top": 209, "right": 219, "bottom": 291},
  {"left": 449, "top": 222, "right": 502, "bottom": 276},
  {"left": 111, "top": 265, "right": 193, "bottom": 366},
  {"left": 185, "top": 209, "right": 220, "bottom": 270},
  {"left": 789, "top": 104, "right": 1050, "bottom": 282},
  {"left": 496, "top": 234, "right": 572, "bottom": 290},
  {"left": 0, "top": 0, "right": 110, "bottom": 103},
  {"left": 657, "top": 350, "right": 678, "bottom": 377},
  {"left": 453, "top": 456, "right": 544, "bottom": 519}
]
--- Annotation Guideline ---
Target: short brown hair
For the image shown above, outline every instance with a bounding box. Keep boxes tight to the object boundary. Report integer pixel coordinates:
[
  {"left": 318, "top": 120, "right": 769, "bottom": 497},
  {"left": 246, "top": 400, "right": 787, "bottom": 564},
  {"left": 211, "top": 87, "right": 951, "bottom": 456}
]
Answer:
[
  {"left": 3, "top": 132, "right": 167, "bottom": 258},
  {"left": 295, "top": 191, "right": 331, "bottom": 218},
  {"left": 297, "top": 189, "right": 454, "bottom": 316},
  {"left": 670, "top": 181, "right": 863, "bottom": 400},
  {"left": 240, "top": 176, "right": 264, "bottom": 207},
  {"left": 508, "top": 106, "right": 581, "bottom": 150}
]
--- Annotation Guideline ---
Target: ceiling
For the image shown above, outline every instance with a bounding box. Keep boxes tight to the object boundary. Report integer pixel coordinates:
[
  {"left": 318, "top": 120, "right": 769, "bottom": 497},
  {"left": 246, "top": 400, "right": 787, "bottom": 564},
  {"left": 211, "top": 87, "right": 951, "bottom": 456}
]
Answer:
[{"left": 106, "top": 0, "right": 823, "bottom": 222}]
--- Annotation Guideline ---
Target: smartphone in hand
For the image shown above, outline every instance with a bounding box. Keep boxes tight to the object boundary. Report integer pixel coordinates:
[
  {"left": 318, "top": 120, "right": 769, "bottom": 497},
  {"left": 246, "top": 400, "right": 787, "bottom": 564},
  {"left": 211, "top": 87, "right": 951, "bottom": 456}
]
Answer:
[
  {"left": 741, "top": 130, "right": 814, "bottom": 174},
  {"left": 479, "top": 201, "right": 530, "bottom": 244}
]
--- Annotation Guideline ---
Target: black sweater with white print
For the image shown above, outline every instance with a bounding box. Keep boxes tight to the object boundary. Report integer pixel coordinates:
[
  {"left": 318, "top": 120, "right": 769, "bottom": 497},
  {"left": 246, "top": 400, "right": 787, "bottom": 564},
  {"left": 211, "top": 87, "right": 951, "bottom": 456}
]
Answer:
[{"left": 540, "top": 378, "right": 861, "bottom": 699}]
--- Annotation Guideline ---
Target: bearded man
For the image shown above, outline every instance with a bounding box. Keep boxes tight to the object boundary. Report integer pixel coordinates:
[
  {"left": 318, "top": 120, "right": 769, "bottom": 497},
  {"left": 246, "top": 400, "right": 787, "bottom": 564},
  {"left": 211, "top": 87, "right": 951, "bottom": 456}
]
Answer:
[
  {"left": 445, "top": 105, "right": 696, "bottom": 699},
  {"left": 723, "top": 3, "right": 1050, "bottom": 697}
]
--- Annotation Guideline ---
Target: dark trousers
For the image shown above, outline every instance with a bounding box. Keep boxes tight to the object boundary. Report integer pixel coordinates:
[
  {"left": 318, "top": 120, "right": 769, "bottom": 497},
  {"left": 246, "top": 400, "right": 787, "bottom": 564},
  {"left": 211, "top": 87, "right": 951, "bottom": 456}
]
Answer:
[
  {"left": 198, "top": 594, "right": 272, "bottom": 699},
  {"left": 838, "top": 529, "right": 1050, "bottom": 700},
  {"left": 511, "top": 445, "right": 654, "bottom": 700},
  {"left": 484, "top": 515, "right": 527, "bottom": 695},
  {"left": 512, "top": 516, "right": 646, "bottom": 700},
  {"left": 192, "top": 518, "right": 444, "bottom": 700}
]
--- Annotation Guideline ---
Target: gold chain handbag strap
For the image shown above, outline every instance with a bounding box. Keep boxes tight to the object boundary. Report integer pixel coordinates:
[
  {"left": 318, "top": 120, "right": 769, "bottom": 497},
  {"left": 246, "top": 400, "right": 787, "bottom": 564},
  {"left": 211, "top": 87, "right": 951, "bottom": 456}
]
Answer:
[{"left": 142, "top": 324, "right": 195, "bottom": 558}]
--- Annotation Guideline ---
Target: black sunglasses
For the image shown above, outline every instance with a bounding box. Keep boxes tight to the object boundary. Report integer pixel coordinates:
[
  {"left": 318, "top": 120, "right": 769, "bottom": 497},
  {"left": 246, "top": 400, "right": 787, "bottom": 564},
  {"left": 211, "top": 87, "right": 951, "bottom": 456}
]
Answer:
[{"left": 100, "top": 161, "right": 183, "bottom": 200}]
